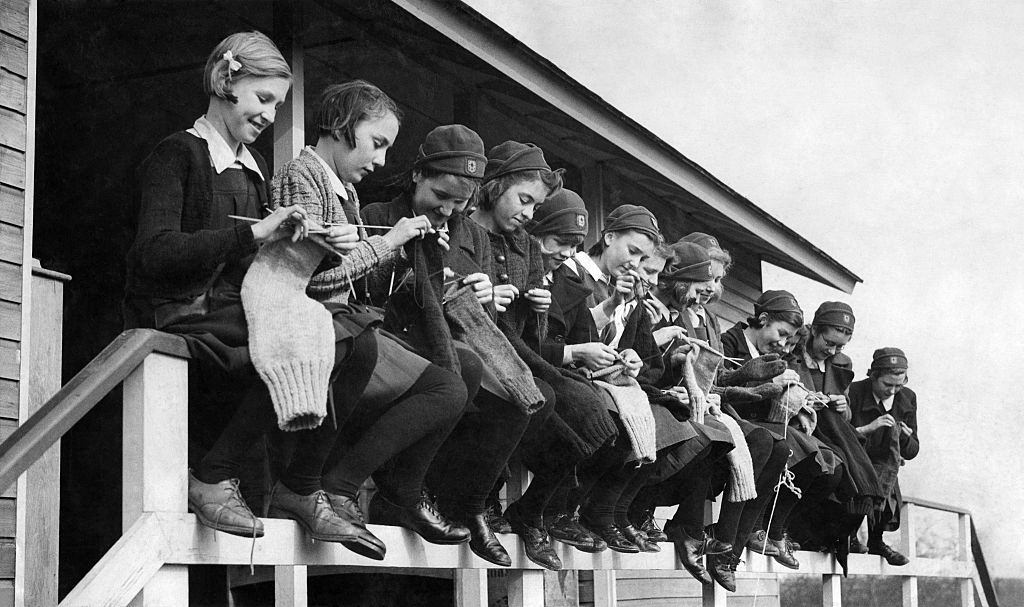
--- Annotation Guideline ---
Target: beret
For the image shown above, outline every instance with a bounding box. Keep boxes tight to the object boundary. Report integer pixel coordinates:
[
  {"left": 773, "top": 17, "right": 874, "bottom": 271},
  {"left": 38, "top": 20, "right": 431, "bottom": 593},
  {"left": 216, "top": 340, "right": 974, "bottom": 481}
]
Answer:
[
  {"left": 662, "top": 242, "right": 713, "bottom": 282},
  {"left": 754, "top": 290, "right": 802, "bottom": 316},
  {"left": 483, "top": 141, "right": 552, "bottom": 183},
  {"left": 813, "top": 301, "right": 856, "bottom": 331},
  {"left": 602, "top": 204, "right": 660, "bottom": 241},
  {"left": 414, "top": 124, "right": 487, "bottom": 179},
  {"left": 871, "top": 347, "right": 908, "bottom": 371},
  {"left": 528, "top": 188, "right": 588, "bottom": 238}
]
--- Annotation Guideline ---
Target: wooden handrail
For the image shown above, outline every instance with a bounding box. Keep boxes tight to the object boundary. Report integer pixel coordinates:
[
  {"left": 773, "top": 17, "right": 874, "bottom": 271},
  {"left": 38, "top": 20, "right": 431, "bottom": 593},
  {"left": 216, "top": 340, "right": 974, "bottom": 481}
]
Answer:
[
  {"left": 0, "top": 329, "right": 190, "bottom": 493},
  {"left": 903, "top": 495, "right": 973, "bottom": 516}
]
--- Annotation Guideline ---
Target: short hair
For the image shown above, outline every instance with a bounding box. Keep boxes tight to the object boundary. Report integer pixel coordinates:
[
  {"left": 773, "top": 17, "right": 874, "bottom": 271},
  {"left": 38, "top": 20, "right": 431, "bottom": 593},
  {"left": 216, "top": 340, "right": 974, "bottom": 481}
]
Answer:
[
  {"left": 708, "top": 246, "right": 733, "bottom": 273},
  {"left": 869, "top": 367, "right": 908, "bottom": 380},
  {"left": 316, "top": 80, "right": 403, "bottom": 148},
  {"left": 747, "top": 309, "right": 804, "bottom": 330},
  {"left": 477, "top": 169, "right": 563, "bottom": 211},
  {"left": 812, "top": 323, "right": 854, "bottom": 337},
  {"left": 405, "top": 165, "right": 481, "bottom": 199},
  {"left": 587, "top": 229, "right": 664, "bottom": 256},
  {"left": 204, "top": 31, "right": 292, "bottom": 102}
]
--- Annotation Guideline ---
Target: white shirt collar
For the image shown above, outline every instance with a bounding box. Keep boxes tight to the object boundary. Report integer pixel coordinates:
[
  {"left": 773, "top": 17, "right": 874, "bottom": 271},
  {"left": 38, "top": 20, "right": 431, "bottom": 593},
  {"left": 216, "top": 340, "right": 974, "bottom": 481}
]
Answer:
[
  {"left": 573, "top": 251, "right": 607, "bottom": 284},
  {"left": 743, "top": 328, "right": 760, "bottom": 359},
  {"left": 306, "top": 147, "right": 350, "bottom": 200},
  {"left": 803, "top": 349, "right": 827, "bottom": 372},
  {"left": 188, "top": 116, "right": 263, "bottom": 178},
  {"left": 876, "top": 394, "right": 895, "bottom": 411}
]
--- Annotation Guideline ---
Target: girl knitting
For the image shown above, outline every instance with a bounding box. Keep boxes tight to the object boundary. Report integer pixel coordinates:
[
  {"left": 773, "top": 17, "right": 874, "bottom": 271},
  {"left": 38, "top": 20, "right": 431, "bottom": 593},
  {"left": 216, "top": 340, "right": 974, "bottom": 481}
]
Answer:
[
  {"left": 262, "top": 81, "right": 473, "bottom": 555},
  {"left": 125, "top": 32, "right": 383, "bottom": 556},
  {"left": 360, "top": 124, "right": 556, "bottom": 568},
  {"left": 469, "top": 142, "right": 620, "bottom": 572}
]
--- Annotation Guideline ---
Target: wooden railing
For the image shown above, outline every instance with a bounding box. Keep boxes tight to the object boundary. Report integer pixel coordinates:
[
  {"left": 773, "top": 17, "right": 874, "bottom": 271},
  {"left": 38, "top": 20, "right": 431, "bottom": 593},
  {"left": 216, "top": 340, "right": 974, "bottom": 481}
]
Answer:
[{"left": 0, "top": 329, "right": 991, "bottom": 606}]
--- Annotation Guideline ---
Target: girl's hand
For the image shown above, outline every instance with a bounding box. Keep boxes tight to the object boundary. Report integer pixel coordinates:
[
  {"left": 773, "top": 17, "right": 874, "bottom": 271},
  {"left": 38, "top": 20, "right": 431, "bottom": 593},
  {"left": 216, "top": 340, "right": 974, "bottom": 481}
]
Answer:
[
  {"left": 795, "top": 411, "right": 815, "bottom": 434},
  {"left": 435, "top": 226, "right": 451, "bottom": 251},
  {"left": 612, "top": 272, "right": 637, "bottom": 304},
  {"left": 569, "top": 342, "right": 619, "bottom": 371},
  {"left": 252, "top": 205, "right": 308, "bottom": 244},
  {"left": 653, "top": 325, "right": 686, "bottom": 348},
  {"left": 463, "top": 273, "right": 493, "bottom": 306},
  {"left": 827, "top": 394, "right": 849, "bottom": 415},
  {"left": 324, "top": 223, "right": 360, "bottom": 254},
  {"left": 669, "top": 341, "right": 694, "bottom": 367},
  {"left": 619, "top": 348, "right": 643, "bottom": 378},
  {"left": 899, "top": 420, "right": 913, "bottom": 436},
  {"left": 706, "top": 393, "right": 722, "bottom": 415},
  {"left": 524, "top": 288, "right": 551, "bottom": 313},
  {"left": 666, "top": 386, "right": 690, "bottom": 405},
  {"left": 384, "top": 215, "right": 434, "bottom": 250},
  {"left": 492, "top": 284, "right": 520, "bottom": 313}
]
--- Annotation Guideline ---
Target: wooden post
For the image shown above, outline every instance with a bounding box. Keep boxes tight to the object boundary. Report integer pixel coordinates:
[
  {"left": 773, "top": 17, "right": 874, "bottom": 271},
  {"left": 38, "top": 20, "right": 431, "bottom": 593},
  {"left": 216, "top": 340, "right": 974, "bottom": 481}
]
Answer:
[
  {"left": 273, "top": 0, "right": 305, "bottom": 170},
  {"left": 822, "top": 574, "right": 841, "bottom": 607},
  {"left": 507, "top": 570, "right": 545, "bottom": 607},
  {"left": 123, "top": 353, "right": 189, "bottom": 607},
  {"left": 591, "top": 570, "right": 616, "bottom": 607},
  {"left": 958, "top": 514, "right": 974, "bottom": 607},
  {"left": 18, "top": 265, "right": 70, "bottom": 607},
  {"left": 580, "top": 162, "right": 605, "bottom": 249},
  {"left": 900, "top": 503, "right": 918, "bottom": 607},
  {"left": 275, "top": 565, "right": 308, "bottom": 607},
  {"left": 701, "top": 577, "right": 726, "bottom": 607},
  {"left": 454, "top": 569, "right": 488, "bottom": 607}
]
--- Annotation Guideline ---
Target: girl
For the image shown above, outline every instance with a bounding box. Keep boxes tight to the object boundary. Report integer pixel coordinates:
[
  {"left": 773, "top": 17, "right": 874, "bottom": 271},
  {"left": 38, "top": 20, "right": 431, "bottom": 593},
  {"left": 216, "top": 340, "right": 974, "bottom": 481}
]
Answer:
[
  {"left": 265, "top": 81, "right": 473, "bottom": 550},
  {"left": 125, "top": 32, "right": 382, "bottom": 556},
  {"left": 361, "top": 124, "right": 554, "bottom": 567},
  {"left": 719, "top": 291, "right": 845, "bottom": 577},
  {"left": 471, "top": 143, "right": 618, "bottom": 571}
]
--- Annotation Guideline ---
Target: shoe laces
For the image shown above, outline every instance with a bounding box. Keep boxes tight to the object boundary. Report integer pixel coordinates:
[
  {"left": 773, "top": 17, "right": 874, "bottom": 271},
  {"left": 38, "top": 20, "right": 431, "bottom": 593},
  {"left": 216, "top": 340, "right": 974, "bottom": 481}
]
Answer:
[{"left": 214, "top": 478, "right": 258, "bottom": 574}]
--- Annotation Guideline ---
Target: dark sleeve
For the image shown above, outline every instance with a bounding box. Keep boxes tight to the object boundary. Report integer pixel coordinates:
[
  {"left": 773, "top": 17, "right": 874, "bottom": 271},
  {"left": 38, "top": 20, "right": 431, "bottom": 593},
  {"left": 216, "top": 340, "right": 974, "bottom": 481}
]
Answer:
[
  {"left": 519, "top": 238, "right": 549, "bottom": 351},
  {"left": 536, "top": 297, "right": 568, "bottom": 366},
  {"left": 720, "top": 328, "right": 743, "bottom": 359},
  {"left": 131, "top": 136, "right": 257, "bottom": 284},
  {"left": 899, "top": 390, "right": 920, "bottom": 460}
]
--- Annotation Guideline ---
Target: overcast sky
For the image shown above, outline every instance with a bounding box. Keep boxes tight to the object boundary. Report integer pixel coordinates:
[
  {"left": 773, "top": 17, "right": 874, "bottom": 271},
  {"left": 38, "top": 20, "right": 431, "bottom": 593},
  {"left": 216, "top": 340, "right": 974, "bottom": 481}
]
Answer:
[{"left": 465, "top": 0, "right": 1024, "bottom": 577}]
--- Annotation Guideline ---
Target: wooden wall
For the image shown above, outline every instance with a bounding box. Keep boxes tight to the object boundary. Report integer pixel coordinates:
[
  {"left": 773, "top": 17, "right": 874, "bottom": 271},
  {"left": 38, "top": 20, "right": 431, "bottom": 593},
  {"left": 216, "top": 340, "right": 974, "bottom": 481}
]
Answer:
[{"left": 0, "top": 0, "right": 30, "bottom": 604}]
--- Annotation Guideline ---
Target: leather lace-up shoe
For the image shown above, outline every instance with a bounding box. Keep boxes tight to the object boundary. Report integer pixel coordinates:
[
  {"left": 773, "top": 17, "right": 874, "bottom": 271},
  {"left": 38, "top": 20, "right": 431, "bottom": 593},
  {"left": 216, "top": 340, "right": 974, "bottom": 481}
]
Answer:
[
  {"left": 665, "top": 522, "right": 712, "bottom": 584},
  {"left": 188, "top": 471, "right": 264, "bottom": 538},
  {"left": 869, "top": 540, "right": 910, "bottom": 566},
  {"left": 587, "top": 524, "right": 640, "bottom": 553},
  {"left": 506, "top": 503, "right": 562, "bottom": 571},
  {"left": 548, "top": 513, "right": 604, "bottom": 552},
  {"left": 464, "top": 513, "right": 511, "bottom": 567},
  {"left": 269, "top": 483, "right": 386, "bottom": 560},
  {"left": 622, "top": 524, "right": 661, "bottom": 553},
  {"left": 849, "top": 535, "right": 868, "bottom": 554},
  {"left": 707, "top": 551, "right": 740, "bottom": 592},
  {"left": 323, "top": 492, "right": 387, "bottom": 561},
  {"left": 769, "top": 533, "right": 800, "bottom": 569},
  {"left": 370, "top": 492, "right": 470, "bottom": 545},
  {"left": 746, "top": 529, "right": 779, "bottom": 556},
  {"left": 484, "top": 504, "right": 513, "bottom": 534},
  {"left": 637, "top": 510, "right": 669, "bottom": 543}
]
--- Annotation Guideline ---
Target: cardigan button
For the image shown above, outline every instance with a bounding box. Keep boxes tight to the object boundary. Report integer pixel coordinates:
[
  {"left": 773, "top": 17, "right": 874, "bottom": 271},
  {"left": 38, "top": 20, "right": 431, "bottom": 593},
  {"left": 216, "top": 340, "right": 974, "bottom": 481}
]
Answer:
[
  {"left": 496, "top": 255, "right": 506, "bottom": 263},
  {"left": 499, "top": 273, "right": 509, "bottom": 282}
]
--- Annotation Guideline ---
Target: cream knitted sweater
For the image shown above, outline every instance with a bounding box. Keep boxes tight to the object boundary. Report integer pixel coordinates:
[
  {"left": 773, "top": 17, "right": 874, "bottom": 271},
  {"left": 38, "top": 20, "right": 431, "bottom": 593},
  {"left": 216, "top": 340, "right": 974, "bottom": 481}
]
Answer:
[{"left": 270, "top": 147, "right": 398, "bottom": 304}]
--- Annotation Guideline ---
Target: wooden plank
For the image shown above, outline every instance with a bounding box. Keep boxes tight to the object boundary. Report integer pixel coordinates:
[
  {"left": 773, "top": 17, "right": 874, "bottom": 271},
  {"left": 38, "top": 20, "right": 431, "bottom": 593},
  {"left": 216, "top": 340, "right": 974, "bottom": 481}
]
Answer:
[
  {"left": 0, "top": 146, "right": 24, "bottom": 189},
  {"left": 453, "top": 569, "right": 487, "bottom": 607},
  {"left": 0, "top": 34, "right": 27, "bottom": 78},
  {"left": 0, "top": 70, "right": 25, "bottom": 114},
  {"left": 0, "top": 498, "right": 14, "bottom": 536},
  {"left": 507, "top": 570, "right": 545, "bottom": 607},
  {"left": 0, "top": 340, "right": 17, "bottom": 381},
  {"left": 0, "top": 300, "right": 17, "bottom": 341},
  {"left": 0, "top": 261, "right": 19, "bottom": 303},
  {"left": 274, "top": 566, "right": 308, "bottom": 607},
  {"left": 0, "top": 223, "right": 21, "bottom": 265},
  {"left": 0, "top": 184, "right": 23, "bottom": 227},
  {"left": 0, "top": 540, "right": 13, "bottom": 579},
  {"left": 0, "top": 0, "right": 30, "bottom": 40},
  {"left": 0, "top": 379, "right": 14, "bottom": 420},
  {"left": 0, "top": 109, "right": 24, "bottom": 152}
]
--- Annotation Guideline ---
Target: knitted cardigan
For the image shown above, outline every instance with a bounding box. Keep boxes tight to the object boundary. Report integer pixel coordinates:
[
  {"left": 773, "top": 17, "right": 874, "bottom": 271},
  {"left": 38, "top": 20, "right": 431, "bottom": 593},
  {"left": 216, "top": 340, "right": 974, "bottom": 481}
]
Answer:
[
  {"left": 269, "top": 147, "right": 398, "bottom": 304},
  {"left": 127, "top": 131, "right": 267, "bottom": 301}
]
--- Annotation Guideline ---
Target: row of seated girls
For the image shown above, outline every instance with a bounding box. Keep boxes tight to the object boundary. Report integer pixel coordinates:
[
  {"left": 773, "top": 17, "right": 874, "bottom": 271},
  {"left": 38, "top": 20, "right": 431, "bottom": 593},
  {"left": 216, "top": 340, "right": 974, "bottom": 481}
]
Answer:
[{"left": 124, "top": 31, "right": 917, "bottom": 593}]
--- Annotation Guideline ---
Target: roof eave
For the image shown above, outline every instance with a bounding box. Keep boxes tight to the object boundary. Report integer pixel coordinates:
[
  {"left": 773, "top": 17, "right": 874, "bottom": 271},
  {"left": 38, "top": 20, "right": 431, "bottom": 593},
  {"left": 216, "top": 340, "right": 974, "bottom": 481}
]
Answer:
[{"left": 391, "top": 0, "right": 862, "bottom": 294}]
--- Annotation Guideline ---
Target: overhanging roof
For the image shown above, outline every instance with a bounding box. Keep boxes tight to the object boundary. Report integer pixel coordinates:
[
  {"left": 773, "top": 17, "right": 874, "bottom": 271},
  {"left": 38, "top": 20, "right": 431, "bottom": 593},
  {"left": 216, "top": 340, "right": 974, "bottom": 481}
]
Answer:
[{"left": 392, "top": 0, "right": 861, "bottom": 293}]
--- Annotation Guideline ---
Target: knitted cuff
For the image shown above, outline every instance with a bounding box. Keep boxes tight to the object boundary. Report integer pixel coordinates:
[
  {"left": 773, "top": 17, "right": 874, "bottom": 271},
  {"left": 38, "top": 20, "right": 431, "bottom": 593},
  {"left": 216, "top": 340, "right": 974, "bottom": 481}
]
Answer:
[
  {"left": 712, "top": 412, "right": 757, "bottom": 502},
  {"left": 256, "top": 358, "right": 333, "bottom": 431},
  {"left": 620, "top": 414, "right": 657, "bottom": 464},
  {"left": 500, "top": 375, "right": 546, "bottom": 415},
  {"left": 365, "top": 234, "right": 398, "bottom": 264}
]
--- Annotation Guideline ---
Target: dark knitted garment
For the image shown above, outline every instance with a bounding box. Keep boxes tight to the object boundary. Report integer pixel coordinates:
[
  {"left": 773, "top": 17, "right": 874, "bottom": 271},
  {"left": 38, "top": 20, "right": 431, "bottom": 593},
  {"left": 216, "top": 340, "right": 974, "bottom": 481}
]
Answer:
[
  {"left": 126, "top": 131, "right": 266, "bottom": 302},
  {"left": 479, "top": 224, "right": 617, "bottom": 456}
]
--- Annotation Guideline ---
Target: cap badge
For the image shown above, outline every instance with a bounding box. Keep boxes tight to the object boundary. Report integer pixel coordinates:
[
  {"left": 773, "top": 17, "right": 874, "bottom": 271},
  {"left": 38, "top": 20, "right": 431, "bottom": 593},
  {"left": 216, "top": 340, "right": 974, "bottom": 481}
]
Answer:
[
  {"left": 706, "top": 266, "right": 713, "bottom": 277},
  {"left": 891, "top": 357, "right": 899, "bottom": 364},
  {"left": 576, "top": 214, "right": 586, "bottom": 228},
  {"left": 466, "top": 159, "right": 478, "bottom": 175},
  {"left": 843, "top": 314, "right": 851, "bottom": 323}
]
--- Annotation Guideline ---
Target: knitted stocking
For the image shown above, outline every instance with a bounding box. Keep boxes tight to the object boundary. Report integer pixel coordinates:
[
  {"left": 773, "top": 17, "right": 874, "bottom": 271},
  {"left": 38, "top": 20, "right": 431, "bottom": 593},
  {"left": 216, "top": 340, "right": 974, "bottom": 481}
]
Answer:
[
  {"left": 596, "top": 378, "right": 657, "bottom": 463},
  {"left": 444, "top": 284, "right": 545, "bottom": 413},
  {"left": 242, "top": 237, "right": 334, "bottom": 431},
  {"left": 709, "top": 410, "right": 757, "bottom": 502}
]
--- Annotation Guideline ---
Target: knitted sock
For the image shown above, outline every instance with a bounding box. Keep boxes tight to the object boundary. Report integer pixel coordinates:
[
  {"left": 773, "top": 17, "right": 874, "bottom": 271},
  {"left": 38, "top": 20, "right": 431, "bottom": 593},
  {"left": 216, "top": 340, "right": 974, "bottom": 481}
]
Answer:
[
  {"left": 711, "top": 412, "right": 757, "bottom": 502},
  {"left": 242, "top": 238, "right": 334, "bottom": 431},
  {"left": 596, "top": 380, "right": 657, "bottom": 463}
]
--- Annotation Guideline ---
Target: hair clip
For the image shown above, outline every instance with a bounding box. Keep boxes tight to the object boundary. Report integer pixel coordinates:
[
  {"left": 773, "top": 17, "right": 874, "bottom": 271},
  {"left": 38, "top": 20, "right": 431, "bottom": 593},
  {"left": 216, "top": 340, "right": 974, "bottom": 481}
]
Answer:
[{"left": 222, "top": 50, "right": 242, "bottom": 74}]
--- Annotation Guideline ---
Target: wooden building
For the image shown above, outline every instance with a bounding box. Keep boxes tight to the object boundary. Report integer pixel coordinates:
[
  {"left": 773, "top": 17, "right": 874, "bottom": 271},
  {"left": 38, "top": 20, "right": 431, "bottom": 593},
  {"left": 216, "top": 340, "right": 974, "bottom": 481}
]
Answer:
[{"left": 4, "top": 1, "right": 955, "bottom": 605}]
